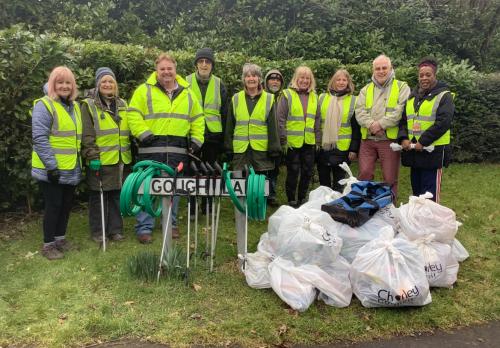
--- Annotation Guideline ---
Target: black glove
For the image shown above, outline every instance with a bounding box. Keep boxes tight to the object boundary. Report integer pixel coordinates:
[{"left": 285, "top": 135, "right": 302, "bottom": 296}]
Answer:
[
  {"left": 140, "top": 134, "right": 155, "bottom": 146},
  {"left": 47, "top": 169, "right": 60, "bottom": 184},
  {"left": 189, "top": 142, "right": 201, "bottom": 154}
]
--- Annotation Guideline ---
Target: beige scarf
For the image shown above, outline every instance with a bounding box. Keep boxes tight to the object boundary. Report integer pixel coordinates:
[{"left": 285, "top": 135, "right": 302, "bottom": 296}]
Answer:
[{"left": 322, "top": 95, "right": 344, "bottom": 150}]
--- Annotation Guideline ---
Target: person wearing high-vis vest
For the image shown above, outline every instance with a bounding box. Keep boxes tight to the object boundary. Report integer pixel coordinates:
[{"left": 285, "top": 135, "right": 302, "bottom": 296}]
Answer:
[
  {"left": 31, "top": 66, "right": 82, "bottom": 260},
  {"left": 264, "top": 69, "right": 285, "bottom": 207},
  {"left": 186, "top": 48, "right": 228, "bottom": 216},
  {"left": 277, "top": 66, "right": 321, "bottom": 208},
  {"left": 81, "top": 67, "right": 131, "bottom": 243},
  {"left": 398, "top": 58, "right": 454, "bottom": 203},
  {"left": 355, "top": 55, "right": 410, "bottom": 201},
  {"left": 316, "top": 69, "right": 361, "bottom": 192},
  {"left": 127, "top": 53, "right": 204, "bottom": 243},
  {"left": 224, "top": 63, "right": 281, "bottom": 174}
]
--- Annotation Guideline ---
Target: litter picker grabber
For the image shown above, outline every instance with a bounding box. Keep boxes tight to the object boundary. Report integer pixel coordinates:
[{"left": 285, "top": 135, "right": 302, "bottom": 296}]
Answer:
[
  {"left": 185, "top": 176, "right": 192, "bottom": 285},
  {"left": 157, "top": 161, "right": 183, "bottom": 282},
  {"left": 96, "top": 169, "right": 106, "bottom": 252},
  {"left": 205, "top": 162, "right": 217, "bottom": 269},
  {"left": 210, "top": 161, "right": 224, "bottom": 272},
  {"left": 199, "top": 162, "right": 211, "bottom": 262},
  {"left": 190, "top": 161, "right": 200, "bottom": 268}
]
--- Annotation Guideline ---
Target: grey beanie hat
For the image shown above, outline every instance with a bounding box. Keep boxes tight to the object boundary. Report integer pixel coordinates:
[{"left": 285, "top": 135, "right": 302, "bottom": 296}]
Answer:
[
  {"left": 194, "top": 48, "right": 215, "bottom": 66},
  {"left": 95, "top": 67, "right": 116, "bottom": 86}
]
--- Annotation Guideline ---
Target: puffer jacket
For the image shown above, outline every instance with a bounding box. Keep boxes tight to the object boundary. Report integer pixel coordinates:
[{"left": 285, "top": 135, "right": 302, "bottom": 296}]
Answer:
[{"left": 31, "top": 83, "right": 82, "bottom": 185}]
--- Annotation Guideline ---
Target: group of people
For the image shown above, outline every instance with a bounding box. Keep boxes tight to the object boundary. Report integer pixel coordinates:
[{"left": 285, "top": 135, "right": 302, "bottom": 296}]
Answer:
[{"left": 31, "top": 49, "right": 454, "bottom": 260}]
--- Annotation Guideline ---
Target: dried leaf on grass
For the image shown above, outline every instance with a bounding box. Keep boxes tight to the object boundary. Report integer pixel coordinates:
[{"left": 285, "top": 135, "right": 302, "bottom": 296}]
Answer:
[
  {"left": 192, "top": 283, "right": 202, "bottom": 291},
  {"left": 278, "top": 323, "right": 287, "bottom": 336},
  {"left": 189, "top": 313, "right": 202, "bottom": 320}
]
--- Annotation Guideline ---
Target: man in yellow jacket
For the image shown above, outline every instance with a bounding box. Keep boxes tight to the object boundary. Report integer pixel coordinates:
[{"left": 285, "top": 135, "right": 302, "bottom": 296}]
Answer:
[{"left": 127, "top": 53, "right": 204, "bottom": 243}]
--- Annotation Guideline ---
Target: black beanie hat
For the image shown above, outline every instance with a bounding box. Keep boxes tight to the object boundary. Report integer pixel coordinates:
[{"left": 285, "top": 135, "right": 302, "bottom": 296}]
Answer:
[{"left": 194, "top": 48, "right": 215, "bottom": 66}]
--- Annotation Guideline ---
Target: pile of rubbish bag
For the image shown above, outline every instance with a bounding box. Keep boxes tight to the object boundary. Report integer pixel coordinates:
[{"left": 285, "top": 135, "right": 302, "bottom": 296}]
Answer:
[{"left": 243, "top": 163, "right": 469, "bottom": 311}]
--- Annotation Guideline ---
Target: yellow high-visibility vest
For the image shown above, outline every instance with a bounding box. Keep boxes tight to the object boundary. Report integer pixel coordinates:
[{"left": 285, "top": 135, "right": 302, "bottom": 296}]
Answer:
[
  {"left": 318, "top": 93, "right": 357, "bottom": 151},
  {"left": 283, "top": 89, "right": 318, "bottom": 147},
  {"left": 32, "top": 97, "right": 82, "bottom": 170},
  {"left": 406, "top": 91, "right": 451, "bottom": 146},
  {"left": 232, "top": 91, "right": 274, "bottom": 153},
  {"left": 82, "top": 98, "right": 132, "bottom": 165},
  {"left": 361, "top": 79, "right": 404, "bottom": 139},
  {"left": 186, "top": 73, "right": 222, "bottom": 133}
]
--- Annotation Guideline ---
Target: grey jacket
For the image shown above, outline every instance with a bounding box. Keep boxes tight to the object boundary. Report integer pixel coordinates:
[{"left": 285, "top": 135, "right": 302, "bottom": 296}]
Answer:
[{"left": 31, "top": 87, "right": 82, "bottom": 185}]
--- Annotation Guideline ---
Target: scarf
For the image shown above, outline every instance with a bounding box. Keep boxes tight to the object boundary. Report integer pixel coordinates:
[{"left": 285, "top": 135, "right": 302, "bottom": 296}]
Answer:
[{"left": 322, "top": 93, "right": 344, "bottom": 151}]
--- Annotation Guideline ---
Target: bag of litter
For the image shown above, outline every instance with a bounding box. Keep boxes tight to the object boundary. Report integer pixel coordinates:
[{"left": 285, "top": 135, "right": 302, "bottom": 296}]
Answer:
[
  {"left": 451, "top": 238, "right": 469, "bottom": 262},
  {"left": 351, "top": 235, "right": 431, "bottom": 307},
  {"left": 245, "top": 251, "right": 273, "bottom": 289},
  {"left": 392, "top": 192, "right": 459, "bottom": 243},
  {"left": 301, "top": 186, "right": 343, "bottom": 211},
  {"left": 268, "top": 257, "right": 317, "bottom": 312},
  {"left": 301, "top": 256, "right": 352, "bottom": 308},
  {"left": 403, "top": 234, "right": 459, "bottom": 288},
  {"left": 337, "top": 216, "right": 395, "bottom": 263},
  {"left": 268, "top": 205, "right": 296, "bottom": 238},
  {"left": 338, "top": 162, "right": 359, "bottom": 195},
  {"left": 274, "top": 210, "right": 343, "bottom": 265}
]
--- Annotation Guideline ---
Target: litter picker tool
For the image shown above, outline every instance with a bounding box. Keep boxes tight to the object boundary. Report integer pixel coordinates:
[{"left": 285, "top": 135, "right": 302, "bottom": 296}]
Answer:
[
  {"left": 199, "top": 162, "right": 211, "bottom": 262},
  {"left": 190, "top": 161, "right": 200, "bottom": 268},
  {"left": 96, "top": 169, "right": 106, "bottom": 252},
  {"left": 157, "top": 161, "right": 183, "bottom": 282}
]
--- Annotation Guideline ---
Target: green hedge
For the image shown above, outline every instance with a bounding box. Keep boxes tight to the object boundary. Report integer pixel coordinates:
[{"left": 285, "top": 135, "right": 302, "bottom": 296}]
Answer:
[{"left": 1, "top": 27, "right": 498, "bottom": 209}]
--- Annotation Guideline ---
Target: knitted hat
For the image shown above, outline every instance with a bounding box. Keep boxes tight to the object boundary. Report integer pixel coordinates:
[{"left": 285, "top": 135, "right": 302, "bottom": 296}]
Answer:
[
  {"left": 194, "top": 48, "right": 215, "bottom": 66},
  {"left": 95, "top": 67, "right": 116, "bottom": 86},
  {"left": 265, "top": 69, "right": 284, "bottom": 83}
]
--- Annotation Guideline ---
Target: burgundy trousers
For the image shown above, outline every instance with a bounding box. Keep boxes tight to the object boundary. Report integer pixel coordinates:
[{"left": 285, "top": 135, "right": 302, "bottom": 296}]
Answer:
[{"left": 358, "top": 139, "right": 400, "bottom": 201}]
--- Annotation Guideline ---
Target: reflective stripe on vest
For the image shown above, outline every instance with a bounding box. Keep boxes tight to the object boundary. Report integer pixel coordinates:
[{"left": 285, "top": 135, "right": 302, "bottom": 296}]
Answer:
[
  {"left": 283, "top": 89, "right": 318, "bottom": 147},
  {"left": 144, "top": 83, "right": 203, "bottom": 129},
  {"left": 319, "top": 93, "right": 356, "bottom": 151},
  {"left": 187, "top": 74, "right": 222, "bottom": 133},
  {"left": 361, "top": 79, "right": 402, "bottom": 139},
  {"left": 31, "top": 96, "right": 82, "bottom": 170},
  {"left": 83, "top": 98, "right": 132, "bottom": 165},
  {"left": 232, "top": 91, "right": 274, "bottom": 153},
  {"left": 406, "top": 90, "right": 451, "bottom": 146}
]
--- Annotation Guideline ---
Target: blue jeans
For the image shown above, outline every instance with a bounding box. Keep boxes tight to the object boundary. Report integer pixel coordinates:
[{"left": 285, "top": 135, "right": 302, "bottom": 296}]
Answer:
[{"left": 135, "top": 196, "right": 180, "bottom": 235}]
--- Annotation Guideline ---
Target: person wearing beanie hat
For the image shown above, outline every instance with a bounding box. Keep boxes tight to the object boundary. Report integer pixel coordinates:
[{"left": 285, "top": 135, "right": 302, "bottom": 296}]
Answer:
[
  {"left": 186, "top": 48, "right": 228, "bottom": 215},
  {"left": 265, "top": 69, "right": 284, "bottom": 96},
  {"left": 398, "top": 56, "right": 454, "bottom": 203},
  {"left": 81, "top": 67, "right": 131, "bottom": 243},
  {"left": 264, "top": 69, "right": 285, "bottom": 206}
]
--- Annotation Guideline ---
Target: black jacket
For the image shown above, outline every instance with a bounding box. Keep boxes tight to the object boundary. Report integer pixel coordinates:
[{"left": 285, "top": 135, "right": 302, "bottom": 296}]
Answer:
[{"left": 398, "top": 81, "right": 454, "bottom": 169}]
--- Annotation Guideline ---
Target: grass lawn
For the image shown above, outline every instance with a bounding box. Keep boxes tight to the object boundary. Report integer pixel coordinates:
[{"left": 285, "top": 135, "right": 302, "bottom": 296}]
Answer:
[{"left": 0, "top": 163, "right": 499, "bottom": 347}]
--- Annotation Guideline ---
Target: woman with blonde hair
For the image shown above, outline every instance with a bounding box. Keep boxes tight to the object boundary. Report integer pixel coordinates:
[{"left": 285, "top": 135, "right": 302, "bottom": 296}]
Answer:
[
  {"left": 316, "top": 69, "right": 361, "bottom": 191},
  {"left": 31, "top": 66, "right": 82, "bottom": 259},
  {"left": 81, "top": 67, "right": 131, "bottom": 243},
  {"left": 277, "top": 65, "right": 320, "bottom": 207}
]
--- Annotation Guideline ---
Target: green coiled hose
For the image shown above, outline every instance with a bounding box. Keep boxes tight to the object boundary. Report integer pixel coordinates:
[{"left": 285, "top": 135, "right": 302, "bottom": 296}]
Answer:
[{"left": 120, "top": 160, "right": 175, "bottom": 217}]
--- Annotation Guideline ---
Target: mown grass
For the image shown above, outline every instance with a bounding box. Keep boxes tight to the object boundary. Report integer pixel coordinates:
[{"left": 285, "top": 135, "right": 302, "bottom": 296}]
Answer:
[{"left": 0, "top": 164, "right": 499, "bottom": 347}]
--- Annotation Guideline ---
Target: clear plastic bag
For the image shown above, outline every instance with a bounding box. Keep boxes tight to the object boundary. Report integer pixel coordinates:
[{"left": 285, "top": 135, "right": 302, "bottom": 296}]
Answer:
[
  {"left": 245, "top": 251, "right": 273, "bottom": 289},
  {"left": 351, "top": 235, "right": 431, "bottom": 307},
  {"left": 392, "top": 192, "right": 459, "bottom": 243},
  {"left": 336, "top": 216, "right": 395, "bottom": 263},
  {"left": 400, "top": 234, "right": 458, "bottom": 288},
  {"left": 451, "top": 238, "right": 469, "bottom": 262},
  {"left": 268, "top": 257, "right": 317, "bottom": 312},
  {"left": 338, "top": 162, "right": 359, "bottom": 195}
]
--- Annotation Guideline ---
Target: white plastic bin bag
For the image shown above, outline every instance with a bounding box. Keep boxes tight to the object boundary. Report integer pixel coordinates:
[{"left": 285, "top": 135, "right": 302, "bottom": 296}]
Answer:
[
  {"left": 351, "top": 235, "right": 431, "bottom": 307},
  {"left": 451, "top": 238, "right": 470, "bottom": 262},
  {"left": 392, "top": 192, "right": 459, "bottom": 243},
  {"left": 338, "top": 162, "right": 359, "bottom": 195},
  {"left": 269, "top": 257, "right": 317, "bottom": 312},
  {"left": 337, "top": 217, "right": 395, "bottom": 263}
]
